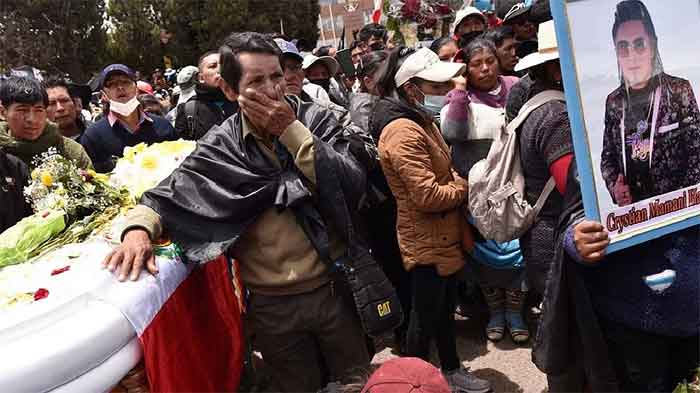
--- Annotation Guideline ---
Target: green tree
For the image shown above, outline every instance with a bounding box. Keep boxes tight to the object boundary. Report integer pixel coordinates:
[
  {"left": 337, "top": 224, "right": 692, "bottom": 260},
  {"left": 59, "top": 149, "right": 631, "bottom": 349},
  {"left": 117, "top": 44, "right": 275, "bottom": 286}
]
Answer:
[
  {"left": 105, "top": 0, "right": 167, "bottom": 76},
  {"left": 0, "top": 0, "right": 107, "bottom": 82},
  {"left": 158, "top": 0, "right": 250, "bottom": 67},
  {"left": 105, "top": 0, "right": 321, "bottom": 72}
]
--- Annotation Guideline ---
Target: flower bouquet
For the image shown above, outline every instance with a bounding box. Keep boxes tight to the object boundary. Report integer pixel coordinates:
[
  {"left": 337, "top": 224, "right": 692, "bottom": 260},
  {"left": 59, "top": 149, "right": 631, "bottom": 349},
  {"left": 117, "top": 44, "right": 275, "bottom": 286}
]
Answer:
[
  {"left": 110, "top": 139, "right": 196, "bottom": 199},
  {"left": 386, "top": 0, "right": 460, "bottom": 28},
  {"left": 674, "top": 368, "right": 700, "bottom": 393},
  {"left": 0, "top": 149, "right": 130, "bottom": 267}
]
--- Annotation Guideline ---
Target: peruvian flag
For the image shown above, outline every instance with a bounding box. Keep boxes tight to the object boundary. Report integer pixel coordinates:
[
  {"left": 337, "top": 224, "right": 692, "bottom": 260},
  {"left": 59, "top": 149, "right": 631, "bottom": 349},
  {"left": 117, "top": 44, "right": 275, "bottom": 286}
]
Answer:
[
  {"left": 103, "top": 255, "right": 244, "bottom": 392},
  {"left": 372, "top": 0, "right": 383, "bottom": 23}
]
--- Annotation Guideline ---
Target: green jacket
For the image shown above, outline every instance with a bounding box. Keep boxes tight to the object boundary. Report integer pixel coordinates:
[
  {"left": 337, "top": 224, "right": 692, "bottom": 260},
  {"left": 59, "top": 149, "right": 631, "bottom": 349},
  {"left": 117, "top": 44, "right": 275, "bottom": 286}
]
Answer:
[{"left": 0, "top": 121, "right": 93, "bottom": 169}]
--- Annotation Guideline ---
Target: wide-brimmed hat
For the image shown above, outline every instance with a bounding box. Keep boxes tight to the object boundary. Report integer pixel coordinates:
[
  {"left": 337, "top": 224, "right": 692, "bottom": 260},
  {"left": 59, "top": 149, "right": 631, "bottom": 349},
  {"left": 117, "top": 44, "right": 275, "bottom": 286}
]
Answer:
[
  {"left": 394, "top": 47, "right": 465, "bottom": 87},
  {"left": 514, "top": 20, "right": 559, "bottom": 72},
  {"left": 302, "top": 54, "right": 340, "bottom": 77}
]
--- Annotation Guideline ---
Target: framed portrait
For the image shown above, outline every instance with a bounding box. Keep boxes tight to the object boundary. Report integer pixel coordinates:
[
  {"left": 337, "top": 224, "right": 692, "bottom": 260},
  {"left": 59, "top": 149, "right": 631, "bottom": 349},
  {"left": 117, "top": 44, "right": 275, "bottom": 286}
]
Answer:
[{"left": 551, "top": 0, "right": 700, "bottom": 252}]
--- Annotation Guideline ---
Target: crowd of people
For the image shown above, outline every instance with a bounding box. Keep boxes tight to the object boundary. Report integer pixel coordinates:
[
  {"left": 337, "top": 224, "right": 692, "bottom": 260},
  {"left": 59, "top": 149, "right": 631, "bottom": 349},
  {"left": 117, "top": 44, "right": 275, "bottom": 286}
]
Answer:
[{"left": 0, "top": 1, "right": 698, "bottom": 392}]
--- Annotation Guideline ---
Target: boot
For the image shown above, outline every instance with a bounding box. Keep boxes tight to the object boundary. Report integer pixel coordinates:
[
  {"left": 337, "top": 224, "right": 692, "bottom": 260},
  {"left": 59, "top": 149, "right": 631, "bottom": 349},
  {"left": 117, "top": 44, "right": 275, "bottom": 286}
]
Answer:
[
  {"left": 505, "top": 289, "right": 530, "bottom": 344},
  {"left": 481, "top": 287, "right": 505, "bottom": 342}
]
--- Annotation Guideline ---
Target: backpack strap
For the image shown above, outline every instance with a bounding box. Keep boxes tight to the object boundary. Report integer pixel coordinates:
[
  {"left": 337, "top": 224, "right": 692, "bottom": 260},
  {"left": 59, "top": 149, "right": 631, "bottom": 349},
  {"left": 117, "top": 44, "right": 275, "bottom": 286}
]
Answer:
[
  {"left": 510, "top": 90, "right": 565, "bottom": 220},
  {"left": 184, "top": 99, "right": 198, "bottom": 139},
  {"left": 506, "top": 90, "right": 566, "bottom": 133},
  {"left": 532, "top": 177, "right": 557, "bottom": 218}
]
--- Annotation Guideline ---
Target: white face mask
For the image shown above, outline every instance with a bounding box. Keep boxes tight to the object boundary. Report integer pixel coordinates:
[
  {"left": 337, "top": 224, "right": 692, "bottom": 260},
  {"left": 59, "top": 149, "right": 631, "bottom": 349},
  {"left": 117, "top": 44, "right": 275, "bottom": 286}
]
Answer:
[{"left": 109, "top": 96, "right": 140, "bottom": 117}]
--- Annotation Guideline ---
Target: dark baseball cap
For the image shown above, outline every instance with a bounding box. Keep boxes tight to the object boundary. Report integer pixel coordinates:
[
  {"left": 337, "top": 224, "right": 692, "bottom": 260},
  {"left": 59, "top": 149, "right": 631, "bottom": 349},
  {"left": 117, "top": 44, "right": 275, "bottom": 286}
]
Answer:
[{"left": 100, "top": 64, "right": 136, "bottom": 88}]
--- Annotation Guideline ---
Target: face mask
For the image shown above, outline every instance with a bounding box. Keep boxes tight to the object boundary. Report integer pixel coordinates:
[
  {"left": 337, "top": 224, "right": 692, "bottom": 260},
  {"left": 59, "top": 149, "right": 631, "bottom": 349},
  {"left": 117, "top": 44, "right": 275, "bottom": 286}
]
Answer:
[
  {"left": 414, "top": 87, "right": 446, "bottom": 116},
  {"left": 108, "top": 96, "right": 140, "bottom": 117},
  {"left": 423, "top": 94, "right": 447, "bottom": 114},
  {"left": 310, "top": 78, "right": 331, "bottom": 93}
]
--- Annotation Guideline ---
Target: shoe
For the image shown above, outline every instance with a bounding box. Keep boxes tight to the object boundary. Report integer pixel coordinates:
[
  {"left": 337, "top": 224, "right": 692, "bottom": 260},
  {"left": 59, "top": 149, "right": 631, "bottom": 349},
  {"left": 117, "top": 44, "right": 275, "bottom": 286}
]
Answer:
[
  {"left": 443, "top": 367, "right": 491, "bottom": 393},
  {"left": 505, "top": 289, "right": 530, "bottom": 344},
  {"left": 505, "top": 310, "right": 530, "bottom": 344},
  {"left": 485, "top": 310, "right": 505, "bottom": 342}
]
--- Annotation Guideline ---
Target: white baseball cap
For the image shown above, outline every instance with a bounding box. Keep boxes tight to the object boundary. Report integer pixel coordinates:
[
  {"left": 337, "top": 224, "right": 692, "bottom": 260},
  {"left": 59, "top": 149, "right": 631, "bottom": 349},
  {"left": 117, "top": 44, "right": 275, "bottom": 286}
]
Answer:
[
  {"left": 302, "top": 54, "right": 340, "bottom": 77},
  {"left": 394, "top": 48, "right": 466, "bottom": 87},
  {"left": 177, "top": 65, "right": 199, "bottom": 86},
  {"left": 453, "top": 6, "right": 487, "bottom": 36}
]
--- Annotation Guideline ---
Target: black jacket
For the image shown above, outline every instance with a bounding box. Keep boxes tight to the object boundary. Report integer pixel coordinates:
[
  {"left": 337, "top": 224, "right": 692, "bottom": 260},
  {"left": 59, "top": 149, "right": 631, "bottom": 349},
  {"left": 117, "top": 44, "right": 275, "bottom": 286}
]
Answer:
[
  {"left": 141, "top": 96, "right": 369, "bottom": 263},
  {"left": 0, "top": 151, "right": 32, "bottom": 233},
  {"left": 532, "top": 162, "right": 618, "bottom": 392},
  {"left": 174, "top": 84, "right": 238, "bottom": 140}
]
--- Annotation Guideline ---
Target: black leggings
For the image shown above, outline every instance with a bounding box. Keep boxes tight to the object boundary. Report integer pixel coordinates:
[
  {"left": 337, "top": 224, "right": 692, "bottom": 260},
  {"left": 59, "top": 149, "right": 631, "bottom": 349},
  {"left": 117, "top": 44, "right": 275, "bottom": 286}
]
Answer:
[{"left": 406, "top": 265, "right": 460, "bottom": 371}]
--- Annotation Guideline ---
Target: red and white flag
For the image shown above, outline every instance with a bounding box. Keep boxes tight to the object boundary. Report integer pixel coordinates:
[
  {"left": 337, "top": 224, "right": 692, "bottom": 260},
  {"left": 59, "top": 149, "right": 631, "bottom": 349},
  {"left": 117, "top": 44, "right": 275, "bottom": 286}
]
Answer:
[
  {"left": 372, "top": 0, "right": 383, "bottom": 23},
  {"left": 103, "top": 255, "right": 244, "bottom": 392}
]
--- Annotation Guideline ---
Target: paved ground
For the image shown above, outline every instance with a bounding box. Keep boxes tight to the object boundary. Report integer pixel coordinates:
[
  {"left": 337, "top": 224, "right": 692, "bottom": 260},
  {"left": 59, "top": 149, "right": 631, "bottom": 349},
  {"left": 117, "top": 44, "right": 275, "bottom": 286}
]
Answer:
[{"left": 371, "top": 310, "right": 548, "bottom": 393}]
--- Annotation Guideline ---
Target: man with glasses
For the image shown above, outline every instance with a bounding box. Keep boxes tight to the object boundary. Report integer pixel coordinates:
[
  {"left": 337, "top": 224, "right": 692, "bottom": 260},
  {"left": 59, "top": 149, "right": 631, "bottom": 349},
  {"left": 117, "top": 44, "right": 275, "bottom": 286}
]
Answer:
[
  {"left": 601, "top": 0, "right": 700, "bottom": 206},
  {"left": 81, "top": 64, "right": 176, "bottom": 172}
]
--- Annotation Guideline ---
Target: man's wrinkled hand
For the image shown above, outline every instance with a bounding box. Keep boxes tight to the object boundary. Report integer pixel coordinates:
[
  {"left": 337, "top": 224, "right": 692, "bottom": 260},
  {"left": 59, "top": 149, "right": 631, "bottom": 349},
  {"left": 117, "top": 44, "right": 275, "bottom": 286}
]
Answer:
[
  {"left": 238, "top": 85, "right": 296, "bottom": 136},
  {"left": 102, "top": 229, "right": 158, "bottom": 282},
  {"left": 573, "top": 220, "right": 609, "bottom": 264}
]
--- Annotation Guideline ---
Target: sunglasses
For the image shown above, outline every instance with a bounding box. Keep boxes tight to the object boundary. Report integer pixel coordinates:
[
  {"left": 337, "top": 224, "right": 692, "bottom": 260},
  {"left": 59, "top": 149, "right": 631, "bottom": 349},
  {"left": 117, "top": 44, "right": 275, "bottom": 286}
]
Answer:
[{"left": 616, "top": 38, "right": 651, "bottom": 58}]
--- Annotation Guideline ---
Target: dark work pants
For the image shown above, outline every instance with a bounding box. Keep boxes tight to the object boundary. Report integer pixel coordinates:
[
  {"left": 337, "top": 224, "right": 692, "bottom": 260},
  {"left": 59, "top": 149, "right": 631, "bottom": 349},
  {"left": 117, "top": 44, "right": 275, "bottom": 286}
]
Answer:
[
  {"left": 406, "top": 265, "right": 461, "bottom": 371},
  {"left": 601, "top": 318, "right": 699, "bottom": 392},
  {"left": 247, "top": 283, "right": 370, "bottom": 392},
  {"left": 365, "top": 201, "right": 412, "bottom": 338}
]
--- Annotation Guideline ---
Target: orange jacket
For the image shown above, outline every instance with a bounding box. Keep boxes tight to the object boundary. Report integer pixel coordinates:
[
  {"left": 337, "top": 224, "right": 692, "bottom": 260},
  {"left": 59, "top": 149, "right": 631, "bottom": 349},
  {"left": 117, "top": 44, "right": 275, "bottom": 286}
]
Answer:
[{"left": 378, "top": 118, "right": 471, "bottom": 276}]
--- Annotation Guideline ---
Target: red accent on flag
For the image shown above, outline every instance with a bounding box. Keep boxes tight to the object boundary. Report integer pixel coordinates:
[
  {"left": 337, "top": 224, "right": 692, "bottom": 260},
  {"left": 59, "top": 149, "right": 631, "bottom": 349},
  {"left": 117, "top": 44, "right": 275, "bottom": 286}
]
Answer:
[
  {"left": 51, "top": 266, "right": 70, "bottom": 276},
  {"left": 372, "top": 9, "right": 382, "bottom": 24},
  {"left": 140, "top": 256, "right": 243, "bottom": 392}
]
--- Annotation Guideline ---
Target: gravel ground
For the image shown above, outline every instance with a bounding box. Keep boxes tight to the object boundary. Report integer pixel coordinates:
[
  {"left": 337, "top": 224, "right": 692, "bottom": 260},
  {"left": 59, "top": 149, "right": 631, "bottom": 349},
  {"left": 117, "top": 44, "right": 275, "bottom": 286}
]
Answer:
[
  {"left": 242, "top": 308, "right": 548, "bottom": 393},
  {"left": 371, "top": 311, "right": 548, "bottom": 393}
]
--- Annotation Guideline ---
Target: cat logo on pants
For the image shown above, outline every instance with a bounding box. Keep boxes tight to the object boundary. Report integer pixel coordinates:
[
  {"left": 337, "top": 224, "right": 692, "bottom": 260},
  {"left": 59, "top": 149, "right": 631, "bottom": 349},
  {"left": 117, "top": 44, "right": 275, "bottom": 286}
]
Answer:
[{"left": 377, "top": 301, "right": 392, "bottom": 317}]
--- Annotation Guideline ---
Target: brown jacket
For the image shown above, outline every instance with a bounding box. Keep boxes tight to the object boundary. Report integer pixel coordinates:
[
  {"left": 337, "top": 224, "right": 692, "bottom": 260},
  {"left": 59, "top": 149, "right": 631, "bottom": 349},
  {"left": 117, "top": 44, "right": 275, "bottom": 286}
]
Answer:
[{"left": 378, "top": 118, "right": 470, "bottom": 276}]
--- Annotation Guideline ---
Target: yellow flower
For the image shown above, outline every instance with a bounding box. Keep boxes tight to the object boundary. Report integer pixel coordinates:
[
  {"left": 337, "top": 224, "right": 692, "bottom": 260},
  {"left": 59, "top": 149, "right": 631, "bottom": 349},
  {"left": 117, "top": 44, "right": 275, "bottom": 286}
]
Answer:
[
  {"left": 123, "top": 143, "right": 147, "bottom": 162},
  {"left": 156, "top": 140, "right": 196, "bottom": 155},
  {"left": 40, "top": 172, "right": 53, "bottom": 187},
  {"left": 140, "top": 154, "right": 159, "bottom": 170}
]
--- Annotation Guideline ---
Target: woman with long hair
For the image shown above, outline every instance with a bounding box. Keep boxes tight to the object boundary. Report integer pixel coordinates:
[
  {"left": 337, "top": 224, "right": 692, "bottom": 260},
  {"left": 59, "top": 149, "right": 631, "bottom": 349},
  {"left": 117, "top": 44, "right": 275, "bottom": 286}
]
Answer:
[{"left": 370, "top": 46, "right": 491, "bottom": 393}]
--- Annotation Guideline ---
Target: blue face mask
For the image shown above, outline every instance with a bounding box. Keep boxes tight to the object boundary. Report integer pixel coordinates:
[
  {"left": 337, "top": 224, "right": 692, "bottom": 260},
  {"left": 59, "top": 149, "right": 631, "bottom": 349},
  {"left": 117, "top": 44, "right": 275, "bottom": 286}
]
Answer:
[
  {"left": 423, "top": 94, "right": 446, "bottom": 114},
  {"left": 415, "top": 88, "right": 446, "bottom": 116}
]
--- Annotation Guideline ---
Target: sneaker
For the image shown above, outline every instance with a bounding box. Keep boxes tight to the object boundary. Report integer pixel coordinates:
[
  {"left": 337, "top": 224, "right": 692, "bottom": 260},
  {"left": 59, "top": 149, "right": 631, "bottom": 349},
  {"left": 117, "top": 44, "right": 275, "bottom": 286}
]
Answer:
[{"left": 443, "top": 367, "right": 491, "bottom": 393}]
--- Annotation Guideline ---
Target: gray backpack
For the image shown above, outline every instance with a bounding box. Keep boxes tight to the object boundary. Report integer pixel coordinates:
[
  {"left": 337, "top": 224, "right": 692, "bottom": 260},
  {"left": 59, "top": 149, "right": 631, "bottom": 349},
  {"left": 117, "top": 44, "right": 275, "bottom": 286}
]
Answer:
[{"left": 467, "top": 90, "right": 565, "bottom": 243}]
